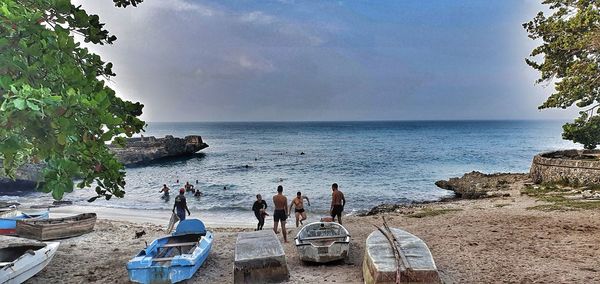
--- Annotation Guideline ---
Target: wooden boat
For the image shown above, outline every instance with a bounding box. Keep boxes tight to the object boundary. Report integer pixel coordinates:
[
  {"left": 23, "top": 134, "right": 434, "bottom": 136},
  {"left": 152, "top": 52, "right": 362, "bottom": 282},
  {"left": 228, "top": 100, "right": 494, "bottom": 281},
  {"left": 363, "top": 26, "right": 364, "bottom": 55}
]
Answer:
[
  {"left": 16, "top": 213, "right": 97, "bottom": 241},
  {"left": 294, "top": 222, "right": 350, "bottom": 263},
  {"left": 127, "top": 219, "right": 213, "bottom": 284},
  {"left": 363, "top": 226, "right": 440, "bottom": 284},
  {"left": 0, "top": 211, "right": 49, "bottom": 236},
  {"left": 0, "top": 207, "right": 19, "bottom": 219},
  {"left": 0, "top": 241, "right": 60, "bottom": 284}
]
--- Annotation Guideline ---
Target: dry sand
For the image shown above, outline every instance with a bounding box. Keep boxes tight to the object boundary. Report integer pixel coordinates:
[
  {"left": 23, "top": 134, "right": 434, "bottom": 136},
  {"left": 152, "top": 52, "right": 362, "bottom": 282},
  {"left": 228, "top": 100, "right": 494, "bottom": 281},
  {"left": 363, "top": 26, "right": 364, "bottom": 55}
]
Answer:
[{"left": 16, "top": 190, "right": 600, "bottom": 284}]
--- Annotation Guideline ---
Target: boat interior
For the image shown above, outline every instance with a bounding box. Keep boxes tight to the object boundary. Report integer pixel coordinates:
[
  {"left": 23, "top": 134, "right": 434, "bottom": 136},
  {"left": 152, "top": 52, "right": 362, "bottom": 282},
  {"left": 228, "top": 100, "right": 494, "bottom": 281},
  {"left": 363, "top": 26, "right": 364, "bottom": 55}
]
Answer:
[
  {"left": 0, "top": 244, "right": 46, "bottom": 267},
  {"left": 24, "top": 213, "right": 96, "bottom": 225},
  {"left": 297, "top": 223, "right": 349, "bottom": 245},
  {"left": 148, "top": 233, "right": 204, "bottom": 264}
]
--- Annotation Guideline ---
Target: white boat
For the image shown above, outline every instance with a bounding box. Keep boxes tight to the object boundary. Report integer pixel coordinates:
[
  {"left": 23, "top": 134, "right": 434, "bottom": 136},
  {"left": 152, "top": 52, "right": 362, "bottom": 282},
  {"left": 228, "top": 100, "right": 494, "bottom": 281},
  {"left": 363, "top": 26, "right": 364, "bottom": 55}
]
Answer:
[
  {"left": 0, "top": 242, "right": 59, "bottom": 284},
  {"left": 294, "top": 222, "right": 350, "bottom": 263}
]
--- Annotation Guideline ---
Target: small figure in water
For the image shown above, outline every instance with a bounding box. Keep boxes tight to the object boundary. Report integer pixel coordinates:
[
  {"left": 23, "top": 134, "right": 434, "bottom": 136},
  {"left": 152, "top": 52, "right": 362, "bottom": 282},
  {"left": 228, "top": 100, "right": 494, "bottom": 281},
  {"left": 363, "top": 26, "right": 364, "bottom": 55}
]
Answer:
[
  {"left": 173, "top": 188, "right": 191, "bottom": 221},
  {"left": 223, "top": 186, "right": 227, "bottom": 190},
  {"left": 289, "top": 191, "right": 310, "bottom": 227},
  {"left": 252, "top": 194, "right": 268, "bottom": 231},
  {"left": 195, "top": 179, "right": 199, "bottom": 184},
  {"left": 330, "top": 183, "right": 346, "bottom": 225},
  {"left": 194, "top": 190, "right": 203, "bottom": 198},
  {"left": 184, "top": 182, "right": 194, "bottom": 193},
  {"left": 272, "top": 185, "right": 289, "bottom": 242},
  {"left": 159, "top": 184, "right": 170, "bottom": 199}
]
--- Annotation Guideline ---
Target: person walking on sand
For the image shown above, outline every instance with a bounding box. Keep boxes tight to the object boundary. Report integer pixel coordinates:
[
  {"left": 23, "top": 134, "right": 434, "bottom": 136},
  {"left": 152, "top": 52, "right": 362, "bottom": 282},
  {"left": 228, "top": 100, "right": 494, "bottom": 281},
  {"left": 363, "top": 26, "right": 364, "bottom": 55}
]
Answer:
[
  {"left": 173, "top": 188, "right": 191, "bottom": 221},
  {"left": 330, "top": 183, "right": 346, "bottom": 225},
  {"left": 252, "top": 194, "right": 268, "bottom": 231},
  {"left": 289, "top": 191, "right": 310, "bottom": 227},
  {"left": 273, "top": 185, "right": 289, "bottom": 242}
]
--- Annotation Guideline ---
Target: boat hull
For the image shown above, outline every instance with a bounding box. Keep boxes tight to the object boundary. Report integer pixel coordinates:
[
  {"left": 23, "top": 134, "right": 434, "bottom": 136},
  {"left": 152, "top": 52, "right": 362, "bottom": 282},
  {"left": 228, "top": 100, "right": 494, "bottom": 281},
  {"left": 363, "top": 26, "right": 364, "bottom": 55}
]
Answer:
[
  {"left": 127, "top": 219, "right": 213, "bottom": 284},
  {"left": 16, "top": 213, "right": 97, "bottom": 241},
  {"left": 0, "top": 211, "right": 49, "bottom": 236},
  {"left": 294, "top": 222, "right": 351, "bottom": 264},
  {"left": 0, "top": 242, "right": 60, "bottom": 284}
]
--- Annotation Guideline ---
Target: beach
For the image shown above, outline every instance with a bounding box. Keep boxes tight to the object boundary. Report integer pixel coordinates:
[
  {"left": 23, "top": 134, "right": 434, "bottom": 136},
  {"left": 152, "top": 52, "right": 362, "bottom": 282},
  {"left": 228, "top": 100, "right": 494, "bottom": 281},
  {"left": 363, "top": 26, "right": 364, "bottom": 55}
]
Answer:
[{"left": 23, "top": 177, "right": 600, "bottom": 284}]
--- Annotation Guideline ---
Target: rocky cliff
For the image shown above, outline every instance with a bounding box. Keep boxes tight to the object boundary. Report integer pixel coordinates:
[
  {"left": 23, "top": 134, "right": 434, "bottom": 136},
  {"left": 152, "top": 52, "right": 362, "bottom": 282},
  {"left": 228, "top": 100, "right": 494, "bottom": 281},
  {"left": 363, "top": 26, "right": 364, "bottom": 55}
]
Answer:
[{"left": 0, "top": 135, "right": 208, "bottom": 185}]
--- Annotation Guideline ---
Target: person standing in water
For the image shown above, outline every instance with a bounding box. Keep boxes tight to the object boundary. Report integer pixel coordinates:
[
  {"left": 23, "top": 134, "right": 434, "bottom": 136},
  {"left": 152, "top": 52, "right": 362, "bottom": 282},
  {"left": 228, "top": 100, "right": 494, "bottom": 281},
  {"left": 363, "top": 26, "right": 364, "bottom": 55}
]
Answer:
[
  {"left": 173, "top": 188, "right": 191, "bottom": 221},
  {"left": 159, "top": 184, "right": 170, "bottom": 198},
  {"left": 272, "top": 185, "right": 289, "bottom": 242},
  {"left": 330, "top": 183, "right": 346, "bottom": 225},
  {"left": 252, "top": 194, "right": 268, "bottom": 231},
  {"left": 289, "top": 191, "right": 310, "bottom": 227}
]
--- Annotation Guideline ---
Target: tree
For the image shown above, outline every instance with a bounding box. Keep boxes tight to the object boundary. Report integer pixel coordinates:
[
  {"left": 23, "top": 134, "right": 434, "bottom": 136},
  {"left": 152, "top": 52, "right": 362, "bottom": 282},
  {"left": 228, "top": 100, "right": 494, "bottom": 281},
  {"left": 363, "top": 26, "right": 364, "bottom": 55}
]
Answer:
[
  {"left": 0, "top": 0, "right": 145, "bottom": 200},
  {"left": 524, "top": 0, "right": 600, "bottom": 149}
]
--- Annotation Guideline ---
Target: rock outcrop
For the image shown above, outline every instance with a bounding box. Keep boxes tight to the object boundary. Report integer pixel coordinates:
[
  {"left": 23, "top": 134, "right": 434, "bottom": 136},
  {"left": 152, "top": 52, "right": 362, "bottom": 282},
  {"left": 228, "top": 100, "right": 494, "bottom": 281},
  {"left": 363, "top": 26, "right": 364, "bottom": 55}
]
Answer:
[
  {"left": 109, "top": 135, "right": 208, "bottom": 166},
  {"left": 435, "top": 171, "right": 529, "bottom": 199},
  {"left": 0, "top": 135, "right": 208, "bottom": 185}
]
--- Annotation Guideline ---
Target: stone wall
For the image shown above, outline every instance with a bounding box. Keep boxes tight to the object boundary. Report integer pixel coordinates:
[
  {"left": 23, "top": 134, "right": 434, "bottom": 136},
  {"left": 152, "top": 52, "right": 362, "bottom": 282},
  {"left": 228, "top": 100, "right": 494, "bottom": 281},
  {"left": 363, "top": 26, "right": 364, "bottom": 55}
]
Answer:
[{"left": 530, "top": 150, "right": 600, "bottom": 185}]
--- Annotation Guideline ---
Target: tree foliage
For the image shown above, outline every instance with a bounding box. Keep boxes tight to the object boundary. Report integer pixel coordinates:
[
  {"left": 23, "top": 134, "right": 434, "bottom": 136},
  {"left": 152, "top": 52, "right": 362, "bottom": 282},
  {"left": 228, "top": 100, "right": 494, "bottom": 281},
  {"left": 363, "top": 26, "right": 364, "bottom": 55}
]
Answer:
[
  {"left": 0, "top": 0, "right": 145, "bottom": 200},
  {"left": 524, "top": 0, "right": 600, "bottom": 149}
]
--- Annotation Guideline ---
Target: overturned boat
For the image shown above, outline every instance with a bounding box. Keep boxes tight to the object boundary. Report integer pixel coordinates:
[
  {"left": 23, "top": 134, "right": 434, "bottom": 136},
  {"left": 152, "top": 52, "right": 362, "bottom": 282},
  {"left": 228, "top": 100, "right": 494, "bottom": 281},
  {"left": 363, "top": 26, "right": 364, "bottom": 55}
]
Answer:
[
  {"left": 0, "top": 241, "right": 59, "bottom": 284},
  {"left": 363, "top": 226, "right": 440, "bottom": 284},
  {"left": 294, "top": 222, "right": 350, "bottom": 263},
  {"left": 127, "top": 219, "right": 213, "bottom": 284},
  {"left": 16, "top": 213, "right": 97, "bottom": 241}
]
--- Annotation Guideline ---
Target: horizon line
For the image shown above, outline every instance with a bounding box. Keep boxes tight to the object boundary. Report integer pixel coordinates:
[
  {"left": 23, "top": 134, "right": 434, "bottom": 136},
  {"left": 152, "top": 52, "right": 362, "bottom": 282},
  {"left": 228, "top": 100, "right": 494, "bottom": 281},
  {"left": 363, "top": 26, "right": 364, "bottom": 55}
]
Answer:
[{"left": 144, "top": 118, "right": 570, "bottom": 123}]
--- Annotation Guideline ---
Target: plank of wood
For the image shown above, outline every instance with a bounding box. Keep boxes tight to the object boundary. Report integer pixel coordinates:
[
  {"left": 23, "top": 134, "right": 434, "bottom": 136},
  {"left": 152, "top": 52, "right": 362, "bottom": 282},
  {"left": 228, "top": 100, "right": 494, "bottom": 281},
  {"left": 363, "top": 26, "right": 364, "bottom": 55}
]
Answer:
[
  {"left": 152, "top": 257, "right": 175, "bottom": 262},
  {"left": 159, "top": 242, "right": 197, "bottom": 248}
]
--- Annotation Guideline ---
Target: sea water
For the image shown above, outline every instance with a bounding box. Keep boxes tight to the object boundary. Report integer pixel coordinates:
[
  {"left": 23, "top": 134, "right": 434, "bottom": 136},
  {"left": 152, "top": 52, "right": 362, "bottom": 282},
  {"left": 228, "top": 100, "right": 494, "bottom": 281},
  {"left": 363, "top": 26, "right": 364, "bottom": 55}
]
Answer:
[{"left": 1, "top": 120, "right": 576, "bottom": 216}]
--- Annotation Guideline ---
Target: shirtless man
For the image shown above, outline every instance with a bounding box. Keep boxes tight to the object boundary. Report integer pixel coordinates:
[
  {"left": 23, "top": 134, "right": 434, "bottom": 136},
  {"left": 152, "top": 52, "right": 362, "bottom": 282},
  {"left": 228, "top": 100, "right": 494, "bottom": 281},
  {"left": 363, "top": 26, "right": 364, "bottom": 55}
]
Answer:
[
  {"left": 272, "top": 185, "right": 289, "bottom": 242},
  {"left": 159, "top": 184, "right": 170, "bottom": 199},
  {"left": 289, "top": 191, "right": 310, "bottom": 227},
  {"left": 330, "top": 183, "right": 346, "bottom": 225}
]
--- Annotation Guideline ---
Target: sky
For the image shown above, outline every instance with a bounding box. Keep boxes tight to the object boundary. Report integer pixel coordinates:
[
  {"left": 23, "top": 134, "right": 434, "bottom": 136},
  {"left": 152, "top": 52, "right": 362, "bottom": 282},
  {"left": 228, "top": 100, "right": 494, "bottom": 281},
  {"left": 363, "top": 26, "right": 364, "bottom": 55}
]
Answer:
[{"left": 75, "top": 0, "right": 573, "bottom": 122}]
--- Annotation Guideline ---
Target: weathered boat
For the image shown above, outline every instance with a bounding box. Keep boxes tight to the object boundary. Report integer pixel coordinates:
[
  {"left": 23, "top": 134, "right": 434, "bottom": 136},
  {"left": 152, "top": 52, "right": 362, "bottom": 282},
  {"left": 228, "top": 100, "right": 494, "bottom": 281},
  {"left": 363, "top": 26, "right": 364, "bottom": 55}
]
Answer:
[
  {"left": 127, "top": 219, "right": 213, "bottom": 284},
  {"left": 0, "top": 241, "right": 59, "bottom": 284},
  {"left": 294, "top": 222, "right": 350, "bottom": 263},
  {"left": 16, "top": 213, "right": 97, "bottom": 241},
  {"left": 363, "top": 227, "right": 440, "bottom": 284},
  {"left": 0, "top": 211, "right": 49, "bottom": 236},
  {"left": 0, "top": 207, "right": 18, "bottom": 219}
]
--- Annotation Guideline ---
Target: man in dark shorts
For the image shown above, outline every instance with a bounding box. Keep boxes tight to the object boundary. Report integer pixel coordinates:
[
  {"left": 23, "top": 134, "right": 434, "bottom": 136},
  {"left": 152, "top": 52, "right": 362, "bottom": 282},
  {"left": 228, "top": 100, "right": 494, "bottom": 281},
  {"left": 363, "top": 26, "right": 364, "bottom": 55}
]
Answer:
[
  {"left": 289, "top": 191, "right": 310, "bottom": 227},
  {"left": 252, "top": 194, "right": 268, "bottom": 231},
  {"left": 159, "top": 184, "right": 170, "bottom": 199},
  {"left": 330, "top": 183, "right": 346, "bottom": 225},
  {"left": 173, "top": 188, "right": 191, "bottom": 221},
  {"left": 272, "top": 185, "right": 289, "bottom": 242}
]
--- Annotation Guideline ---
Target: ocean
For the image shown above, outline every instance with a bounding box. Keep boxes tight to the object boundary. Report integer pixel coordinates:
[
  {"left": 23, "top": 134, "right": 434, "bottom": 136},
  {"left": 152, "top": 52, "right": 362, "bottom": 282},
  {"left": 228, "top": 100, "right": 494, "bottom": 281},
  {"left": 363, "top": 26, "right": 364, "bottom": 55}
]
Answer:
[{"left": 1, "top": 120, "right": 575, "bottom": 217}]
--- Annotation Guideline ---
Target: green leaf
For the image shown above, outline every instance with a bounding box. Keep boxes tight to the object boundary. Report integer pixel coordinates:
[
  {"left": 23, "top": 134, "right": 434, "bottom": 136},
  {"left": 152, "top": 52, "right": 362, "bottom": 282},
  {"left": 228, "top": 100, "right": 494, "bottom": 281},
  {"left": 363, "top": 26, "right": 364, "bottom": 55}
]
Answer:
[
  {"left": 26, "top": 100, "right": 40, "bottom": 111},
  {"left": 52, "top": 187, "right": 64, "bottom": 200},
  {"left": 13, "top": 98, "right": 26, "bottom": 110}
]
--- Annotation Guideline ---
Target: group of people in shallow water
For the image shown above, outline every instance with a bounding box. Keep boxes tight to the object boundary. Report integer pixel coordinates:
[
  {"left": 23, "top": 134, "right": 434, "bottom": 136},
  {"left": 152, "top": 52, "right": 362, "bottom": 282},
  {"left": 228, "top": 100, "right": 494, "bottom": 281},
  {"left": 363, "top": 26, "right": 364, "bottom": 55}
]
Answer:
[
  {"left": 252, "top": 183, "right": 345, "bottom": 243},
  {"left": 161, "top": 180, "right": 346, "bottom": 243}
]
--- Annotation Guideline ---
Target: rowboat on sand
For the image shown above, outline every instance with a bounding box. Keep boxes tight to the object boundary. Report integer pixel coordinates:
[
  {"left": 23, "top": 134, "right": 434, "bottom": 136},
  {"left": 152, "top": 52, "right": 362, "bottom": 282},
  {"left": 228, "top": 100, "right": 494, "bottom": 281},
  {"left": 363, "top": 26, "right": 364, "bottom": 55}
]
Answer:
[
  {"left": 0, "top": 241, "right": 60, "bottom": 284},
  {"left": 0, "top": 211, "right": 50, "bottom": 236},
  {"left": 294, "top": 221, "right": 350, "bottom": 263},
  {"left": 16, "top": 213, "right": 97, "bottom": 241},
  {"left": 127, "top": 219, "right": 213, "bottom": 284}
]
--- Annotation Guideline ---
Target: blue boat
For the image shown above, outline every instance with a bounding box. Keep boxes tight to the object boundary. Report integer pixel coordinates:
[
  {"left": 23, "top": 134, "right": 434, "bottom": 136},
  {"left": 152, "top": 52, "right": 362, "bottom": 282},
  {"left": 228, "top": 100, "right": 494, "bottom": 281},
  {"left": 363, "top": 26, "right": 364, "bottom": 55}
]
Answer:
[
  {"left": 0, "top": 210, "right": 50, "bottom": 235},
  {"left": 127, "top": 219, "right": 214, "bottom": 284}
]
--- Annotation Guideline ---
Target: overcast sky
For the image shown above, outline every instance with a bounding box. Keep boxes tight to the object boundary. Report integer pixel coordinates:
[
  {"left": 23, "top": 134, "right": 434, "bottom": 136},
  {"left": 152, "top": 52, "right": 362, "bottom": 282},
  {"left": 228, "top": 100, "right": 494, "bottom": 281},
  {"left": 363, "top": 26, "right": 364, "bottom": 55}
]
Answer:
[{"left": 76, "top": 0, "right": 571, "bottom": 122}]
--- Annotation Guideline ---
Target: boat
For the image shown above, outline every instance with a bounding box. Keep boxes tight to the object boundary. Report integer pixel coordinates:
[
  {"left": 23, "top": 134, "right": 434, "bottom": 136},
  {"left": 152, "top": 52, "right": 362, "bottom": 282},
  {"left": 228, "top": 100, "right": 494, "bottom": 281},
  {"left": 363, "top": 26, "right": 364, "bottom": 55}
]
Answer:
[
  {"left": 127, "top": 219, "right": 213, "bottom": 284},
  {"left": 363, "top": 225, "right": 440, "bottom": 284},
  {"left": 294, "top": 222, "right": 350, "bottom": 263},
  {"left": 0, "top": 207, "right": 19, "bottom": 219},
  {"left": 0, "top": 241, "right": 60, "bottom": 284},
  {"left": 16, "top": 213, "right": 97, "bottom": 241},
  {"left": 0, "top": 211, "right": 50, "bottom": 236}
]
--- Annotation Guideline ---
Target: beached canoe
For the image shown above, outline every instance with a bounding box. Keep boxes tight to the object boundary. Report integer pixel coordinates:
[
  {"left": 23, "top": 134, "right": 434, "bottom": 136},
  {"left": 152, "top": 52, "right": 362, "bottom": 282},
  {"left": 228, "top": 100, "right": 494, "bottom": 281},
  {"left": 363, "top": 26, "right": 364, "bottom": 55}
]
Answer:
[
  {"left": 16, "top": 213, "right": 97, "bottom": 241},
  {"left": 0, "top": 211, "right": 49, "bottom": 236},
  {"left": 0, "top": 241, "right": 60, "bottom": 284},
  {"left": 234, "top": 230, "right": 289, "bottom": 284},
  {"left": 127, "top": 219, "right": 213, "bottom": 284},
  {"left": 363, "top": 227, "right": 440, "bottom": 284},
  {"left": 294, "top": 222, "right": 350, "bottom": 263}
]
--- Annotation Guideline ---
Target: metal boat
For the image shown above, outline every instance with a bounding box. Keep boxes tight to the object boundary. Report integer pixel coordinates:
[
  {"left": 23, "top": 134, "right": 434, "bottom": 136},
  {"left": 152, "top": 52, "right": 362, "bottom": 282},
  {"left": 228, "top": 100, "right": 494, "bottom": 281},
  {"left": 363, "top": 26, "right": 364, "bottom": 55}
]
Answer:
[{"left": 294, "top": 222, "right": 350, "bottom": 263}]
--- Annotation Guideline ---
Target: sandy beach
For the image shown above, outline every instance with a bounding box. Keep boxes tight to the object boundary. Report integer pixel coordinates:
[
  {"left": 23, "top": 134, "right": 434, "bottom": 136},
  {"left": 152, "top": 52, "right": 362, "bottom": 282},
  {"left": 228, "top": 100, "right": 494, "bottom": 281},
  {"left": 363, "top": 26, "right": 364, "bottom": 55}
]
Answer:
[{"left": 14, "top": 177, "right": 600, "bottom": 284}]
